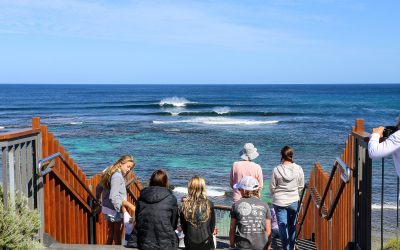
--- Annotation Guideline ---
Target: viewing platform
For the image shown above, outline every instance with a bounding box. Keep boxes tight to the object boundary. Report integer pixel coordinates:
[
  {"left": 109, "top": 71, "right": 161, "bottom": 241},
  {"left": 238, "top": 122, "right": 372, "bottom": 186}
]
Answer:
[{"left": 1, "top": 117, "right": 397, "bottom": 250}]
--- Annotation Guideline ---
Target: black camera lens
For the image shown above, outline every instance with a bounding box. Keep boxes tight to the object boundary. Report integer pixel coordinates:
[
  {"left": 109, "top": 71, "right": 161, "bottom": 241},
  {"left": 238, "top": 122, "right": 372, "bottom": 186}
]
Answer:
[{"left": 383, "top": 126, "right": 399, "bottom": 138}]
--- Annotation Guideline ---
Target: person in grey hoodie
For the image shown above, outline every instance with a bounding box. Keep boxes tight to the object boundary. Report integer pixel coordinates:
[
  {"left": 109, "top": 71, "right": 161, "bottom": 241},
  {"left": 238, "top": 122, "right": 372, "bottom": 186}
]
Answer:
[{"left": 270, "top": 146, "right": 304, "bottom": 250}]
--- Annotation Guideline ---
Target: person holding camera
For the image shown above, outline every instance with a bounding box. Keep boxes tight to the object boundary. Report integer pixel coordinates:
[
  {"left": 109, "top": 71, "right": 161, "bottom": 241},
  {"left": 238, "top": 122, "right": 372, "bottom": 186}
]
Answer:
[{"left": 368, "top": 117, "right": 400, "bottom": 176}]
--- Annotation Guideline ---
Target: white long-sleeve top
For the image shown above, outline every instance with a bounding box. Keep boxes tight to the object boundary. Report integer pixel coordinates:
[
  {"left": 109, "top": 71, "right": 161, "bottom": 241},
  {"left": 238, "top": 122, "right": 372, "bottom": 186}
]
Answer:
[{"left": 368, "top": 130, "right": 400, "bottom": 176}]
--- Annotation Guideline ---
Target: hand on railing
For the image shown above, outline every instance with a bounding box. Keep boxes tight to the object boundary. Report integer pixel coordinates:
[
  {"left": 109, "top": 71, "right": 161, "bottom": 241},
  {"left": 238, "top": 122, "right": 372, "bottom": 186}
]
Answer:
[{"left": 91, "top": 199, "right": 102, "bottom": 215}]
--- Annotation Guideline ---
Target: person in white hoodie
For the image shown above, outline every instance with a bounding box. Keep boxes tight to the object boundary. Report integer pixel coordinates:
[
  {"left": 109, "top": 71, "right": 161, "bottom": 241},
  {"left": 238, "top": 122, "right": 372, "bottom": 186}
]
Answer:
[
  {"left": 368, "top": 116, "right": 400, "bottom": 176},
  {"left": 270, "top": 145, "right": 304, "bottom": 250}
]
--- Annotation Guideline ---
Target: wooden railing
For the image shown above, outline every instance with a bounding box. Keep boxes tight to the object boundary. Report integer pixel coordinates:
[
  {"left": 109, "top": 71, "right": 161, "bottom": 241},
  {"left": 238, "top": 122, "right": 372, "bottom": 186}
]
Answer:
[
  {"left": 0, "top": 124, "right": 44, "bottom": 242},
  {"left": 0, "top": 117, "right": 143, "bottom": 245},
  {"left": 296, "top": 119, "right": 369, "bottom": 250}
]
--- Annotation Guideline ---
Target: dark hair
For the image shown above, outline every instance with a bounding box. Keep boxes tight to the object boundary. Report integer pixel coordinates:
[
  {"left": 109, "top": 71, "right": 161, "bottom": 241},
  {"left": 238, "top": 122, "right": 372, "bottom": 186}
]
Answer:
[
  {"left": 281, "top": 145, "right": 294, "bottom": 163},
  {"left": 149, "top": 169, "right": 168, "bottom": 188}
]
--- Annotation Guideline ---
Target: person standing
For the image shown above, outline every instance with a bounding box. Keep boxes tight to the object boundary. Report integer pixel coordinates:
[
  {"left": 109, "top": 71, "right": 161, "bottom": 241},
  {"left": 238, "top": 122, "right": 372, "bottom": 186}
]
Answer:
[
  {"left": 99, "top": 155, "right": 136, "bottom": 245},
  {"left": 270, "top": 146, "right": 304, "bottom": 250},
  {"left": 368, "top": 116, "right": 400, "bottom": 176},
  {"left": 180, "top": 176, "right": 216, "bottom": 250},
  {"left": 230, "top": 143, "right": 263, "bottom": 202},
  {"left": 135, "top": 169, "right": 179, "bottom": 250},
  {"left": 229, "top": 176, "right": 272, "bottom": 250}
]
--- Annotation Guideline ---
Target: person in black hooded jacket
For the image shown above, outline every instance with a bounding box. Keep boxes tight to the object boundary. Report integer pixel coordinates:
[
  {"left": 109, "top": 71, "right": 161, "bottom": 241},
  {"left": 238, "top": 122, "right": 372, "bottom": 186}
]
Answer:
[{"left": 135, "top": 169, "right": 178, "bottom": 250}]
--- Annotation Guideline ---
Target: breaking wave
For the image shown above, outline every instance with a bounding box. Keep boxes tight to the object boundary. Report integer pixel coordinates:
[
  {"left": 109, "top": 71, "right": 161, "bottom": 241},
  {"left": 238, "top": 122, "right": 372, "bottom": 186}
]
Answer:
[
  {"left": 174, "top": 186, "right": 226, "bottom": 197},
  {"left": 213, "top": 106, "right": 231, "bottom": 114},
  {"left": 159, "top": 97, "right": 193, "bottom": 107},
  {"left": 371, "top": 202, "right": 399, "bottom": 210},
  {"left": 69, "top": 122, "right": 83, "bottom": 125},
  {"left": 153, "top": 118, "right": 279, "bottom": 125}
]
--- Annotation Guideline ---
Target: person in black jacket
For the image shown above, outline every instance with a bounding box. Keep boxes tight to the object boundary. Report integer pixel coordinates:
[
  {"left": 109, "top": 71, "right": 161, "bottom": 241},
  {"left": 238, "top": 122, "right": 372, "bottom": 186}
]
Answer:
[
  {"left": 180, "top": 176, "right": 216, "bottom": 250},
  {"left": 135, "top": 169, "right": 178, "bottom": 250}
]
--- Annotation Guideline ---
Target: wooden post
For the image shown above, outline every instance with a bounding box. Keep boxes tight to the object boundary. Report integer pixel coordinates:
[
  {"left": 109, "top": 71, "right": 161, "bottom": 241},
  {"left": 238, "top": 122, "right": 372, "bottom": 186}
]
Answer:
[{"left": 352, "top": 118, "right": 372, "bottom": 250}]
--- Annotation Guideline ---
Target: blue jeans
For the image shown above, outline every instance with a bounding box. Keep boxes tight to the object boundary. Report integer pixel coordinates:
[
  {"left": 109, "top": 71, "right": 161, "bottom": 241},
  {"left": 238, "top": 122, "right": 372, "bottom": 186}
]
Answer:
[{"left": 274, "top": 201, "right": 298, "bottom": 250}]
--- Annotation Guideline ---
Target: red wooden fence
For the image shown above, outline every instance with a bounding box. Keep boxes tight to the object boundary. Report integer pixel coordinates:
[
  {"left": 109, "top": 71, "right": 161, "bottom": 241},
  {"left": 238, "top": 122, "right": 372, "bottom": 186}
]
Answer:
[
  {"left": 297, "top": 119, "right": 365, "bottom": 249},
  {"left": 33, "top": 117, "right": 143, "bottom": 244}
]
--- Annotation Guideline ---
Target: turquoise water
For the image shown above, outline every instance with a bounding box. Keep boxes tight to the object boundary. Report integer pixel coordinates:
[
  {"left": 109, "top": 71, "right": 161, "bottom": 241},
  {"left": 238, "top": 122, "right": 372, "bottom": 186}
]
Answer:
[{"left": 0, "top": 84, "right": 399, "bottom": 210}]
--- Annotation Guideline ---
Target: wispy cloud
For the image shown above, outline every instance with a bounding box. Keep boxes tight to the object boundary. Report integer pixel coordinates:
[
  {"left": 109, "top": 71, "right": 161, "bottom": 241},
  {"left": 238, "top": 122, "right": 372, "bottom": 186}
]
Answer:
[{"left": 0, "top": 0, "right": 323, "bottom": 50}]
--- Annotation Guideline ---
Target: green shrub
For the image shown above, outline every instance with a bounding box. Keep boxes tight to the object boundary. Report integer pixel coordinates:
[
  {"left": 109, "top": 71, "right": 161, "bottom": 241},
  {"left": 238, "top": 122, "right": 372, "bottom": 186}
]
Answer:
[
  {"left": 0, "top": 185, "right": 43, "bottom": 250},
  {"left": 383, "top": 238, "right": 400, "bottom": 250}
]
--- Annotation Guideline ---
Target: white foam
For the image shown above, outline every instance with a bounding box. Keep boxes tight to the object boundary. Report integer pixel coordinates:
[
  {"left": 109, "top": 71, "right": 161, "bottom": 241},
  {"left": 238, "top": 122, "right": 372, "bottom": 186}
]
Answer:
[
  {"left": 164, "top": 128, "right": 181, "bottom": 132},
  {"left": 160, "top": 97, "right": 192, "bottom": 107},
  {"left": 69, "top": 122, "right": 83, "bottom": 125},
  {"left": 371, "top": 202, "right": 399, "bottom": 210},
  {"left": 169, "top": 112, "right": 180, "bottom": 116},
  {"left": 213, "top": 106, "right": 231, "bottom": 115},
  {"left": 153, "top": 118, "right": 279, "bottom": 125},
  {"left": 174, "top": 186, "right": 226, "bottom": 197},
  {"left": 0, "top": 126, "right": 4, "bottom": 130}
]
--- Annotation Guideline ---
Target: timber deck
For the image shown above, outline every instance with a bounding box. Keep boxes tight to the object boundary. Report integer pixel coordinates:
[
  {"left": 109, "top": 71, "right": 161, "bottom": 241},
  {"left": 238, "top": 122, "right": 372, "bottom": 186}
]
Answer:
[{"left": 46, "top": 237, "right": 316, "bottom": 249}]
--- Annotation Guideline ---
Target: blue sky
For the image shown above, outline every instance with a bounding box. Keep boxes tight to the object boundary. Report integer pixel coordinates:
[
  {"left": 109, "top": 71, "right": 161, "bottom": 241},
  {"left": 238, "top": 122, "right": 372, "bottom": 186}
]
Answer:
[{"left": 0, "top": 0, "right": 399, "bottom": 84}]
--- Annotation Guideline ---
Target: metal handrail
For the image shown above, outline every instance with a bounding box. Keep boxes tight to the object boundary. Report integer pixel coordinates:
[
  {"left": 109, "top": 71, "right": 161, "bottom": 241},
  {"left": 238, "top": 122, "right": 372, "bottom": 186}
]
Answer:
[
  {"left": 318, "top": 158, "right": 351, "bottom": 219},
  {"left": 37, "top": 152, "right": 100, "bottom": 208}
]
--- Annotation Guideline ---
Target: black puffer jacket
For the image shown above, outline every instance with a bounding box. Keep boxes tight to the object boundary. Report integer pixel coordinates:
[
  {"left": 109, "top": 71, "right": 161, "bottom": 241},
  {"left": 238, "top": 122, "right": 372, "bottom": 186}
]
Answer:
[{"left": 136, "top": 186, "right": 178, "bottom": 250}]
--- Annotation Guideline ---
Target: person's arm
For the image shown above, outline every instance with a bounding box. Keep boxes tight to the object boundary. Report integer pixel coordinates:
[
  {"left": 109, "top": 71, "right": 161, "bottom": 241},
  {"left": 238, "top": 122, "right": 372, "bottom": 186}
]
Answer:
[
  {"left": 170, "top": 198, "right": 179, "bottom": 230},
  {"left": 257, "top": 165, "right": 264, "bottom": 192},
  {"left": 122, "top": 200, "right": 136, "bottom": 213},
  {"left": 109, "top": 173, "right": 124, "bottom": 211},
  {"left": 229, "top": 218, "right": 236, "bottom": 248},
  {"left": 298, "top": 167, "right": 305, "bottom": 196},
  {"left": 209, "top": 201, "right": 216, "bottom": 233},
  {"left": 134, "top": 200, "right": 140, "bottom": 230},
  {"left": 230, "top": 164, "right": 236, "bottom": 188},
  {"left": 95, "top": 183, "right": 103, "bottom": 201},
  {"left": 265, "top": 218, "right": 272, "bottom": 250},
  {"left": 368, "top": 127, "right": 400, "bottom": 158},
  {"left": 269, "top": 170, "right": 276, "bottom": 196},
  {"left": 180, "top": 210, "right": 187, "bottom": 233}
]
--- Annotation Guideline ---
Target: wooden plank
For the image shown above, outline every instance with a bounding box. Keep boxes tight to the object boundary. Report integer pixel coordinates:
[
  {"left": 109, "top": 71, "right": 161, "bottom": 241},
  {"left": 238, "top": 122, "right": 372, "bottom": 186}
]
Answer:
[
  {"left": 32, "top": 117, "right": 41, "bottom": 129},
  {"left": 48, "top": 132, "right": 57, "bottom": 239},
  {"left": 20, "top": 142, "right": 27, "bottom": 196},
  {"left": 59, "top": 146, "right": 66, "bottom": 243},
  {"left": 0, "top": 128, "right": 41, "bottom": 141},
  {"left": 2, "top": 146, "right": 8, "bottom": 208},
  {"left": 68, "top": 158, "right": 76, "bottom": 243},
  {"left": 54, "top": 139, "right": 62, "bottom": 242},
  {"left": 26, "top": 141, "right": 34, "bottom": 208},
  {"left": 73, "top": 163, "right": 79, "bottom": 244},
  {"left": 65, "top": 157, "right": 72, "bottom": 244},
  {"left": 15, "top": 144, "right": 21, "bottom": 193},
  {"left": 78, "top": 169, "right": 85, "bottom": 243},
  {"left": 8, "top": 145, "right": 16, "bottom": 206},
  {"left": 41, "top": 125, "right": 51, "bottom": 234}
]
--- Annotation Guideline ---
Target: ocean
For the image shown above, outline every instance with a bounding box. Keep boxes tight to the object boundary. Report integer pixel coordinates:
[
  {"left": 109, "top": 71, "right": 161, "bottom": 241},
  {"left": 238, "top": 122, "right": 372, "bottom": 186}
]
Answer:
[{"left": 0, "top": 83, "right": 399, "bottom": 232}]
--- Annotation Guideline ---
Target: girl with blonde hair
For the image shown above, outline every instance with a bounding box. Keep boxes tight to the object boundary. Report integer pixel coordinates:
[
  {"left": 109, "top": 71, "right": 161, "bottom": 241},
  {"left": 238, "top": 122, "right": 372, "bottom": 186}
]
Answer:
[
  {"left": 99, "top": 155, "right": 136, "bottom": 245},
  {"left": 180, "top": 176, "right": 216, "bottom": 250}
]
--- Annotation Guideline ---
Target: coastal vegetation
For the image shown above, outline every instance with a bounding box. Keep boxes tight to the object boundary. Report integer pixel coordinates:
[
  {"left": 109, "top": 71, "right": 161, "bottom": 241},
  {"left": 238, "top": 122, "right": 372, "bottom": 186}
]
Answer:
[
  {"left": 383, "top": 238, "right": 400, "bottom": 250},
  {"left": 0, "top": 185, "right": 43, "bottom": 250}
]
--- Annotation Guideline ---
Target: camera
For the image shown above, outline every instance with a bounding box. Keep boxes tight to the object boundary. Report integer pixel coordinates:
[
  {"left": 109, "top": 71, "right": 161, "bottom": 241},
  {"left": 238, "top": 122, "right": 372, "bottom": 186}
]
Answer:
[{"left": 383, "top": 126, "right": 399, "bottom": 138}]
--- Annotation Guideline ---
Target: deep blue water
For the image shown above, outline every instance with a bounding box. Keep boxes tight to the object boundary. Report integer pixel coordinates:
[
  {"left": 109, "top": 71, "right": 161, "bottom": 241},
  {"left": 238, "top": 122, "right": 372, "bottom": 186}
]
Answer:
[{"left": 1, "top": 84, "right": 399, "bottom": 214}]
